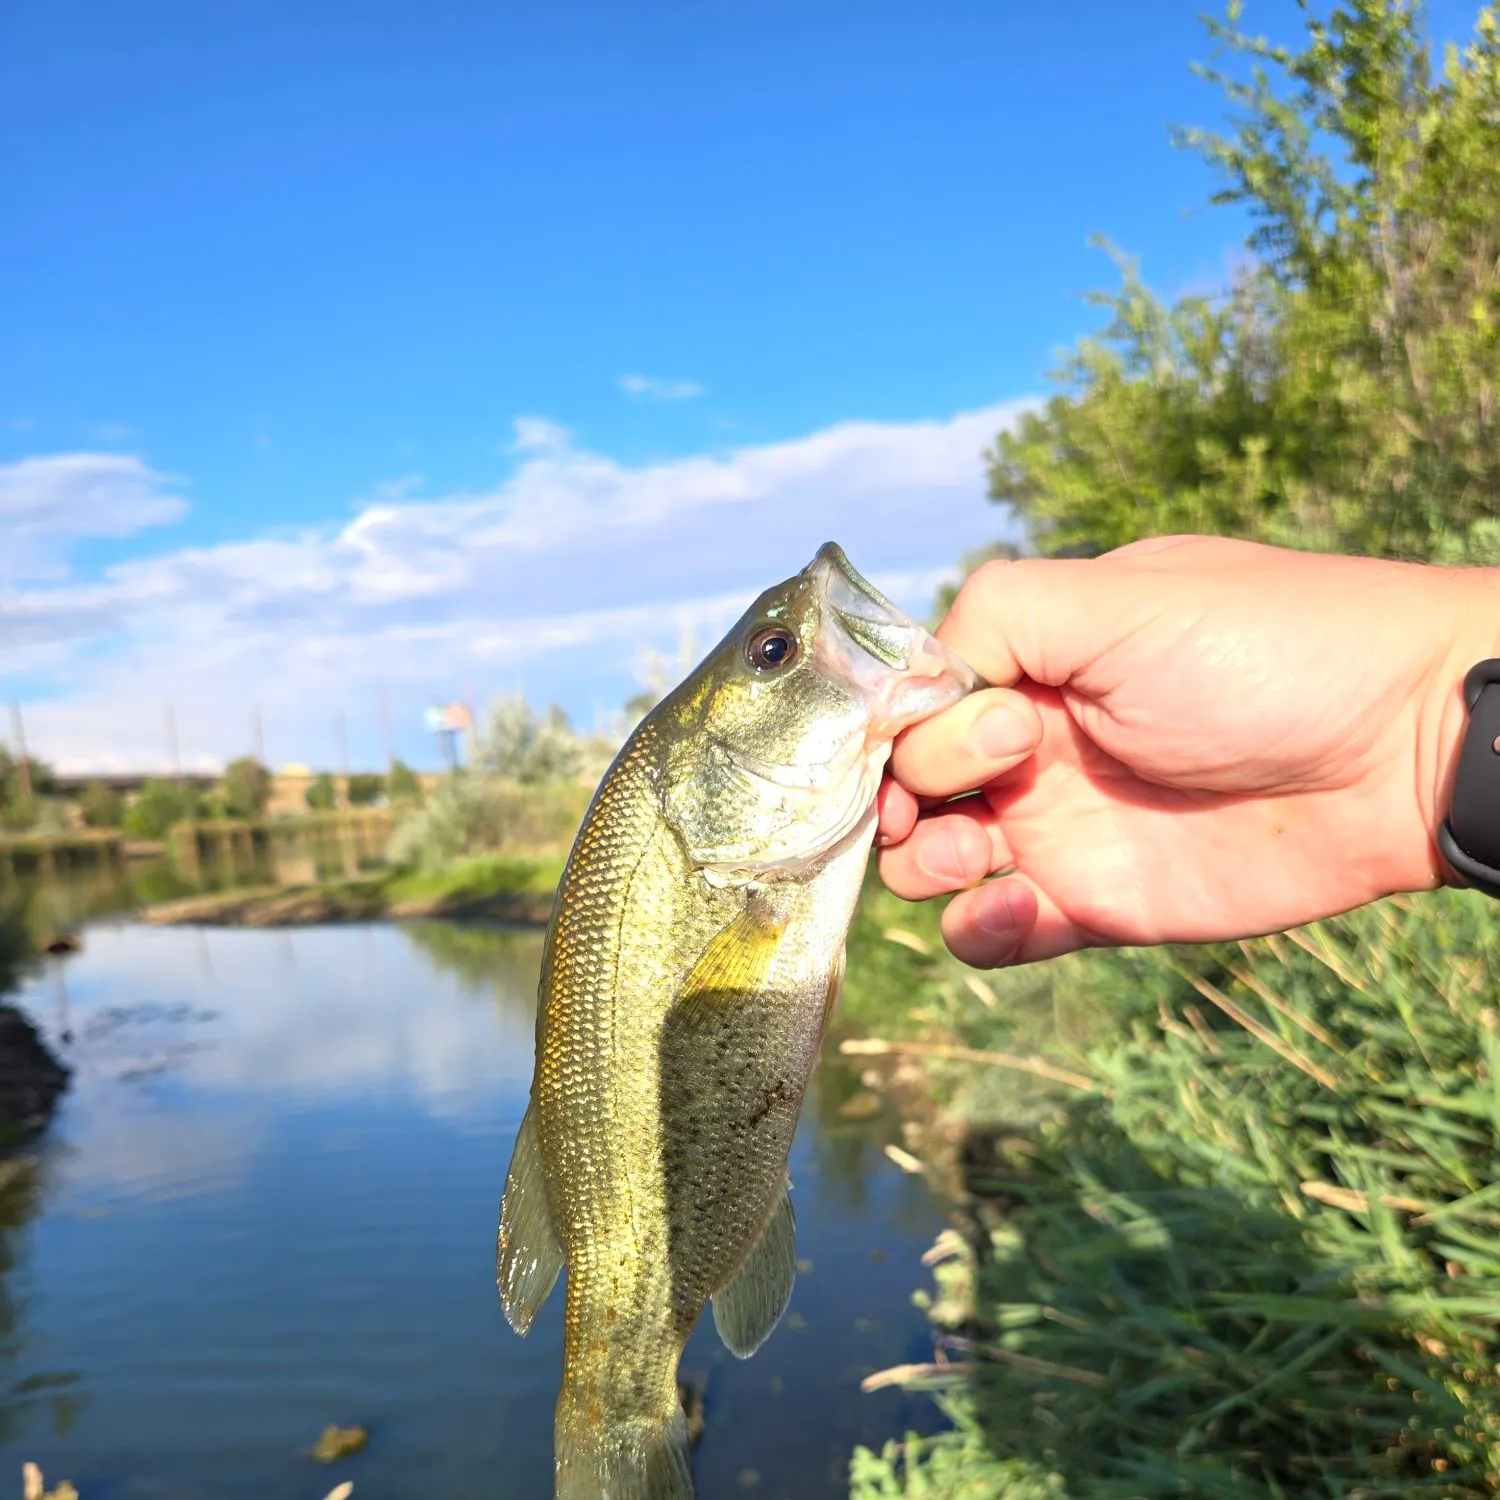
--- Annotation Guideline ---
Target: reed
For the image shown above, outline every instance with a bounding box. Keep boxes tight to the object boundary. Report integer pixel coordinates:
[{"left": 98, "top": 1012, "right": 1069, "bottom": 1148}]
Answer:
[{"left": 847, "top": 887, "right": 1500, "bottom": 1496}]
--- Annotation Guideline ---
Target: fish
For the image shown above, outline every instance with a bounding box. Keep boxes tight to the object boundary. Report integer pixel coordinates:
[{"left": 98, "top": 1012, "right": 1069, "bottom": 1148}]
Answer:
[{"left": 496, "top": 541, "right": 981, "bottom": 1500}]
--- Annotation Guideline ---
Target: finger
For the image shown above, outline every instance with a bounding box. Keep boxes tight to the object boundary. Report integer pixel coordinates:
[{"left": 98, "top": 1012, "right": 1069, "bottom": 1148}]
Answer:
[
  {"left": 939, "top": 876, "right": 1040, "bottom": 967},
  {"left": 940, "top": 876, "right": 1097, "bottom": 968},
  {"left": 875, "top": 775, "right": 918, "bottom": 847},
  {"left": 936, "top": 554, "right": 1151, "bottom": 690},
  {"left": 876, "top": 801, "right": 1014, "bottom": 902},
  {"left": 889, "top": 686, "right": 1042, "bottom": 799}
]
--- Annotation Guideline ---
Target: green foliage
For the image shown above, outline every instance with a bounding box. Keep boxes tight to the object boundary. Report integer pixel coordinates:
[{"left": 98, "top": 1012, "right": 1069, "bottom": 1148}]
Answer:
[
  {"left": 78, "top": 782, "right": 123, "bottom": 829},
  {"left": 218, "top": 757, "right": 271, "bottom": 820},
  {"left": 477, "top": 693, "right": 585, "bottom": 784},
  {"left": 0, "top": 749, "right": 56, "bottom": 833},
  {"left": 346, "top": 772, "right": 383, "bottom": 806},
  {"left": 385, "top": 772, "right": 588, "bottom": 872},
  {"left": 122, "top": 778, "right": 199, "bottom": 840},
  {"left": 867, "top": 9, "right": 1500, "bottom": 1487},
  {"left": 305, "top": 773, "right": 337, "bottom": 812},
  {"left": 990, "top": 0, "right": 1500, "bottom": 564},
  {"left": 850, "top": 892, "right": 1500, "bottom": 1495},
  {"left": 386, "top": 760, "right": 421, "bottom": 803}
]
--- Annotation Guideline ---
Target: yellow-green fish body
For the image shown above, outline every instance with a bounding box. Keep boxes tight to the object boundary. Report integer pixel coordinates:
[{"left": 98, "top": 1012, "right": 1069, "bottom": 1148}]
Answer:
[{"left": 497, "top": 544, "right": 978, "bottom": 1500}]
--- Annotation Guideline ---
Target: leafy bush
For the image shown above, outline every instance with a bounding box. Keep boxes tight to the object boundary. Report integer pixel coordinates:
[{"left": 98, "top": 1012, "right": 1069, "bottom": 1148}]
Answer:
[
  {"left": 385, "top": 772, "right": 589, "bottom": 872},
  {"left": 78, "top": 781, "right": 123, "bottom": 828},
  {"left": 123, "top": 779, "right": 199, "bottom": 840},
  {"left": 386, "top": 760, "right": 422, "bottom": 803},
  {"left": 305, "top": 773, "right": 337, "bottom": 812},
  {"left": 477, "top": 694, "right": 586, "bottom": 784},
  {"left": 990, "top": 0, "right": 1500, "bottom": 566},
  {"left": 346, "top": 772, "right": 383, "bottom": 806},
  {"left": 218, "top": 757, "right": 271, "bottom": 819}
]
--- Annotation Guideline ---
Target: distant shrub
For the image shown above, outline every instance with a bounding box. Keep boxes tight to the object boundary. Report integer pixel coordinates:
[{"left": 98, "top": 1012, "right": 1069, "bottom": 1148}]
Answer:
[
  {"left": 219, "top": 757, "right": 271, "bottom": 819},
  {"left": 79, "top": 781, "right": 123, "bottom": 828},
  {"left": 305, "top": 773, "right": 337, "bottom": 812},
  {"left": 386, "top": 772, "right": 588, "bottom": 872},
  {"left": 346, "top": 772, "right": 383, "bottom": 806},
  {"left": 123, "top": 779, "right": 199, "bottom": 840},
  {"left": 386, "top": 760, "right": 422, "bottom": 803}
]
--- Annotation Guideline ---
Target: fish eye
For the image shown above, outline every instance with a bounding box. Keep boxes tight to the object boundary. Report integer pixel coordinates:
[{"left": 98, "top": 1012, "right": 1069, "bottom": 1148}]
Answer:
[{"left": 746, "top": 625, "right": 799, "bottom": 673}]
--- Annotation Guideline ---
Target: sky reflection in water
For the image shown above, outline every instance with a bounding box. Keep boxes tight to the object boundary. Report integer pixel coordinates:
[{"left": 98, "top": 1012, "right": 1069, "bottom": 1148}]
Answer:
[{"left": 0, "top": 922, "right": 946, "bottom": 1500}]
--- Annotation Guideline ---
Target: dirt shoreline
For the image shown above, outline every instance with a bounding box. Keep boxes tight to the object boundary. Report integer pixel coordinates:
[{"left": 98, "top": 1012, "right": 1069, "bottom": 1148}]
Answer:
[{"left": 135, "top": 881, "right": 557, "bottom": 928}]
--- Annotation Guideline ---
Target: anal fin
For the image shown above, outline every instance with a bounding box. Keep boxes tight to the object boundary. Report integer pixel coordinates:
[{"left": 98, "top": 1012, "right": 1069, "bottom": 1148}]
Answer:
[
  {"left": 711, "top": 1178, "right": 796, "bottom": 1358},
  {"left": 496, "top": 1102, "right": 563, "bottom": 1334}
]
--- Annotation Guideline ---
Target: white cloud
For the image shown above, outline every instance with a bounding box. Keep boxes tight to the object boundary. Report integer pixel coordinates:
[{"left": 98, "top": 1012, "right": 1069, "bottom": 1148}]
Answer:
[
  {"left": 508, "top": 415, "right": 572, "bottom": 452},
  {"left": 0, "top": 401, "right": 1033, "bottom": 772},
  {"left": 618, "top": 373, "right": 706, "bottom": 401},
  {"left": 0, "top": 453, "right": 186, "bottom": 583}
]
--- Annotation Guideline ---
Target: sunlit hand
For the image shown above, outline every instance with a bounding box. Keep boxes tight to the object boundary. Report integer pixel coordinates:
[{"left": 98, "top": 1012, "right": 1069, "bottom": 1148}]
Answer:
[{"left": 876, "top": 535, "right": 1500, "bottom": 967}]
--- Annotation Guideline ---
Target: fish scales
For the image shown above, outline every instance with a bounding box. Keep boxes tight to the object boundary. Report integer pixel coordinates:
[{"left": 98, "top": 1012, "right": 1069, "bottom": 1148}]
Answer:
[{"left": 497, "top": 542, "right": 980, "bottom": 1500}]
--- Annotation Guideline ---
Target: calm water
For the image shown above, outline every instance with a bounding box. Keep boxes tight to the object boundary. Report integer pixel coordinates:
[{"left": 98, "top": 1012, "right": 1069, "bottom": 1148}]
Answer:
[{"left": 0, "top": 920, "right": 947, "bottom": 1499}]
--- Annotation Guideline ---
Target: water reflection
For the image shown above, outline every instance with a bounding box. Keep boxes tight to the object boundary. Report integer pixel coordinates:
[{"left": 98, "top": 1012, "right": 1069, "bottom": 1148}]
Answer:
[{"left": 0, "top": 921, "right": 944, "bottom": 1499}]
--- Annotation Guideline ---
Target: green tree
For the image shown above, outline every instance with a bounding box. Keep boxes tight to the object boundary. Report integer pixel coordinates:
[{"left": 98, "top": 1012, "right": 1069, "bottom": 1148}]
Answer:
[
  {"left": 477, "top": 694, "right": 582, "bottom": 784},
  {"left": 305, "top": 773, "right": 337, "bottom": 811},
  {"left": 990, "top": 0, "right": 1500, "bottom": 565},
  {"left": 123, "top": 779, "right": 199, "bottom": 840},
  {"left": 218, "top": 757, "right": 271, "bottom": 820},
  {"left": 386, "top": 760, "right": 421, "bottom": 803},
  {"left": 346, "top": 772, "right": 383, "bottom": 806},
  {"left": 0, "top": 748, "right": 56, "bottom": 831},
  {"left": 78, "top": 781, "right": 123, "bottom": 829}
]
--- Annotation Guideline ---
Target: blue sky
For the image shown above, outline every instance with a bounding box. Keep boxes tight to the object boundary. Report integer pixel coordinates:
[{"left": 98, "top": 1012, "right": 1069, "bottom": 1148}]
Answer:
[{"left": 0, "top": 0, "right": 1480, "bottom": 771}]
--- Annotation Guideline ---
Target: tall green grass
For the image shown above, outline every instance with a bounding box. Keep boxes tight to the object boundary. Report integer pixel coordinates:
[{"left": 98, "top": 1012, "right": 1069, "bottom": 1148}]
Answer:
[{"left": 845, "top": 886, "right": 1500, "bottom": 1497}]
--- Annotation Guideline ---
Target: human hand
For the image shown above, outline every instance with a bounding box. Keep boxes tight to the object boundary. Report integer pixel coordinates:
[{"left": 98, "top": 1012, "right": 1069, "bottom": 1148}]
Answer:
[{"left": 876, "top": 535, "right": 1500, "bottom": 967}]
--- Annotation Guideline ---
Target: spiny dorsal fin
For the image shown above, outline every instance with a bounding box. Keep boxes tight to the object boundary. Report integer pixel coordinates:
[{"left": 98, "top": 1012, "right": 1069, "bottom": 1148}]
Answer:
[
  {"left": 711, "top": 1178, "right": 796, "bottom": 1358},
  {"left": 496, "top": 1103, "right": 563, "bottom": 1335}
]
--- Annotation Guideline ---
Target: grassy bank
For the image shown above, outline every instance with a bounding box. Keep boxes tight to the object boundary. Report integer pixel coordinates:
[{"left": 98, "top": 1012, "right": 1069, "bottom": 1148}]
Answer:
[
  {"left": 842, "top": 882, "right": 1500, "bottom": 1498},
  {"left": 136, "top": 854, "right": 564, "bottom": 927}
]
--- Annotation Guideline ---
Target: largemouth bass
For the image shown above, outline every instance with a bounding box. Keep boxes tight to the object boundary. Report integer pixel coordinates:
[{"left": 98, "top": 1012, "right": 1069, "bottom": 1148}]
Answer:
[{"left": 497, "top": 542, "right": 979, "bottom": 1500}]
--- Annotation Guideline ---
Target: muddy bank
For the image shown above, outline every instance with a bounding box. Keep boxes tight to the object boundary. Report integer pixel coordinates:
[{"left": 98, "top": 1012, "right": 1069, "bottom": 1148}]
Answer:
[
  {"left": 136, "top": 880, "right": 557, "bottom": 928},
  {"left": 0, "top": 1004, "right": 70, "bottom": 1140}
]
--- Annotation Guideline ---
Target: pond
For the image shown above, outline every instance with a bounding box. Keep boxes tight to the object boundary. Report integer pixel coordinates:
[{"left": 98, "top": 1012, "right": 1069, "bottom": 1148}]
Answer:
[{"left": 0, "top": 920, "right": 949, "bottom": 1499}]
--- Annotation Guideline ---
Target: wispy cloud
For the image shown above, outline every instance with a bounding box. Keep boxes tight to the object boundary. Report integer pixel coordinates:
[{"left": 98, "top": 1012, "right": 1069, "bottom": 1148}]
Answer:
[
  {"left": 0, "top": 401, "right": 1033, "bottom": 772},
  {"left": 0, "top": 452, "right": 186, "bottom": 582},
  {"left": 617, "top": 373, "right": 705, "bottom": 401}
]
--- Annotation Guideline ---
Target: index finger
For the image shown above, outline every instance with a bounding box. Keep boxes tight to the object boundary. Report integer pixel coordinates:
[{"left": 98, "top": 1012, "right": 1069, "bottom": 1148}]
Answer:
[{"left": 936, "top": 554, "right": 1118, "bottom": 690}]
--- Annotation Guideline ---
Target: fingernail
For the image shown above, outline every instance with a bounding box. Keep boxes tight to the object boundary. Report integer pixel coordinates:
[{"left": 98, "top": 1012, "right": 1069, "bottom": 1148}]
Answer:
[
  {"left": 975, "top": 705, "right": 1032, "bottom": 760},
  {"left": 915, "top": 826, "right": 970, "bottom": 884}
]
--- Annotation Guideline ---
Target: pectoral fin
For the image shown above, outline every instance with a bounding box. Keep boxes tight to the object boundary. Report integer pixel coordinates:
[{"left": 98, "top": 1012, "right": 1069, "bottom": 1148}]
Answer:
[
  {"left": 496, "top": 1103, "right": 563, "bottom": 1335},
  {"left": 711, "top": 1178, "right": 796, "bottom": 1358},
  {"left": 674, "top": 900, "right": 787, "bottom": 1030},
  {"left": 822, "top": 945, "right": 846, "bottom": 1032}
]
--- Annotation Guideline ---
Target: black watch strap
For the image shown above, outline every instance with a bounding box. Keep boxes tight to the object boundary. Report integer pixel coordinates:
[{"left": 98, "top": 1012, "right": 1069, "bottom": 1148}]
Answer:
[{"left": 1437, "top": 659, "right": 1500, "bottom": 899}]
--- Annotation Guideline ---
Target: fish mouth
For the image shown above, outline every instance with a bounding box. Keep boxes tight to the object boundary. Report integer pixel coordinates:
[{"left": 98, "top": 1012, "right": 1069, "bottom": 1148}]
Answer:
[
  {"left": 808, "top": 542, "right": 913, "bottom": 670},
  {"left": 805, "top": 541, "right": 982, "bottom": 732}
]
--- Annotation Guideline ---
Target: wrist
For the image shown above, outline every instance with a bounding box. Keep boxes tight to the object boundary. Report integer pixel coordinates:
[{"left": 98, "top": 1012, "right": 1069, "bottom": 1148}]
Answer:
[{"left": 1413, "top": 566, "right": 1500, "bottom": 892}]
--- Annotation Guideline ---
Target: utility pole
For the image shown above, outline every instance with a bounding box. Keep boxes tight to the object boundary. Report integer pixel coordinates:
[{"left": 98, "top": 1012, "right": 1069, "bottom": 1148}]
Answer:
[
  {"left": 378, "top": 688, "right": 393, "bottom": 772},
  {"left": 8, "top": 703, "right": 30, "bottom": 799},
  {"left": 335, "top": 711, "right": 350, "bottom": 806},
  {"left": 251, "top": 706, "right": 265, "bottom": 766}
]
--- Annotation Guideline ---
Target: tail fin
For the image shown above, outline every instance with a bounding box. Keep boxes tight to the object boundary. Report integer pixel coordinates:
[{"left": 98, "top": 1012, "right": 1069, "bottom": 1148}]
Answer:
[{"left": 555, "top": 1388, "right": 693, "bottom": 1500}]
